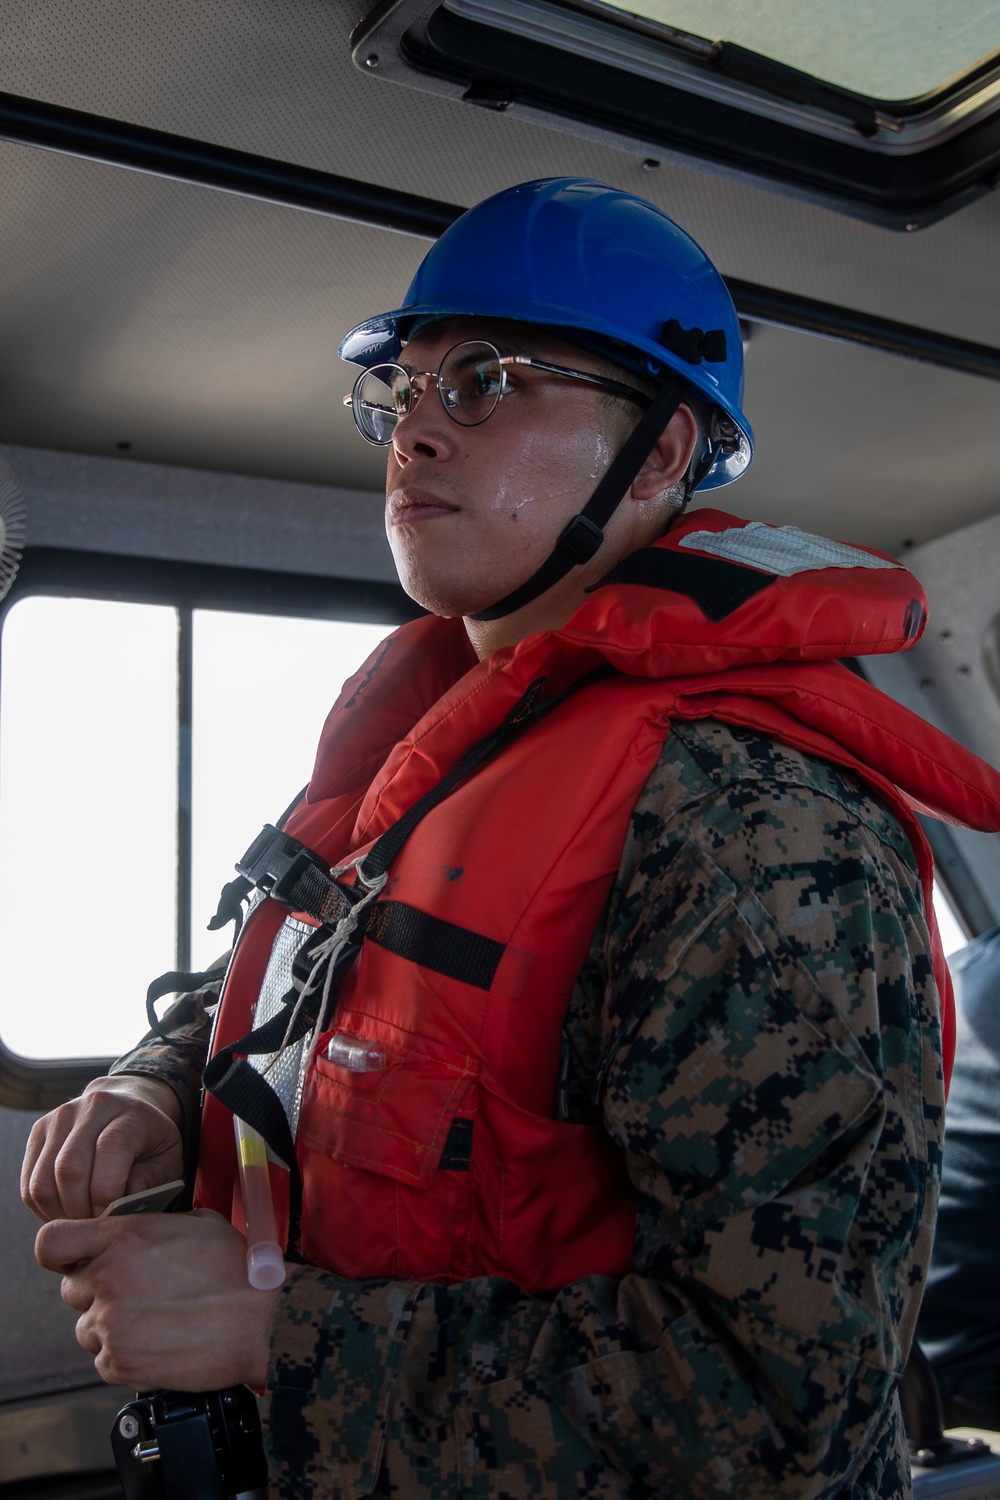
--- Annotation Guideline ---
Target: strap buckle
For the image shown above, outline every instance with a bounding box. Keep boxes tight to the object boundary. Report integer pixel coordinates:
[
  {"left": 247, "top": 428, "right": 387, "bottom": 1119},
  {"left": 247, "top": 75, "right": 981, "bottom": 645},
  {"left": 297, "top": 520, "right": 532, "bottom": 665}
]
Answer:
[
  {"left": 236, "top": 825, "right": 331, "bottom": 908},
  {"left": 557, "top": 514, "right": 604, "bottom": 565}
]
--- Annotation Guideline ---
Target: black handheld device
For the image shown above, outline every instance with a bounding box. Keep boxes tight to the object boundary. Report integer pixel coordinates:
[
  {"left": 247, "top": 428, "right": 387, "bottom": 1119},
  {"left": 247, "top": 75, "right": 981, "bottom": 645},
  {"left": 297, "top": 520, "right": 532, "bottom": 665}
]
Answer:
[{"left": 111, "top": 1386, "right": 268, "bottom": 1500}]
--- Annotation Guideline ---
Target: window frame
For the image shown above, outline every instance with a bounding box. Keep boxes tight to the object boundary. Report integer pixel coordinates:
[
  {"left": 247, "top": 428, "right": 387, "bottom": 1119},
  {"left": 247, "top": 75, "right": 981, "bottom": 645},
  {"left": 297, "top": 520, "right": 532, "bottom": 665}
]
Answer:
[{"left": 0, "top": 546, "right": 420, "bottom": 1107}]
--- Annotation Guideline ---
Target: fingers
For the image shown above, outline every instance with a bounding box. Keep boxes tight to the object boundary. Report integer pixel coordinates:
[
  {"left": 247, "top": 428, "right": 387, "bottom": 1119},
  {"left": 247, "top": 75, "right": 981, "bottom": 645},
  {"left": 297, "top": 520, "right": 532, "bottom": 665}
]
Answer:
[
  {"left": 36, "top": 1213, "right": 117, "bottom": 1272},
  {"left": 88, "top": 1113, "right": 181, "bottom": 1214},
  {"left": 21, "top": 1086, "right": 183, "bottom": 1221},
  {"left": 37, "top": 1210, "right": 278, "bottom": 1392},
  {"left": 73, "top": 1311, "right": 101, "bottom": 1355},
  {"left": 22, "top": 1102, "right": 106, "bottom": 1221}
]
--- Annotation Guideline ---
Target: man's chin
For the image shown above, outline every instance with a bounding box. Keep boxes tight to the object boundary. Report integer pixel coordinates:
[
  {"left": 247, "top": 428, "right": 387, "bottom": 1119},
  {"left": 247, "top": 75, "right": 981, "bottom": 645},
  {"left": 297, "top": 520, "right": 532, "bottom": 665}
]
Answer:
[
  {"left": 395, "top": 573, "right": 483, "bottom": 620},
  {"left": 390, "top": 554, "right": 493, "bottom": 618}
]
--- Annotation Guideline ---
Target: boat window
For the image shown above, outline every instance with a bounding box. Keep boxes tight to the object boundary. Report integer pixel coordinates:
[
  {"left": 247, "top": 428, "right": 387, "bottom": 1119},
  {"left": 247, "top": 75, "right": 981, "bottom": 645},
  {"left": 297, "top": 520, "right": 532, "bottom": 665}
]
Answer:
[
  {"left": 565, "top": 0, "right": 1000, "bottom": 101},
  {"left": 935, "top": 880, "right": 971, "bottom": 960},
  {"left": 0, "top": 594, "right": 393, "bottom": 1063},
  {"left": 362, "top": 0, "right": 1000, "bottom": 225}
]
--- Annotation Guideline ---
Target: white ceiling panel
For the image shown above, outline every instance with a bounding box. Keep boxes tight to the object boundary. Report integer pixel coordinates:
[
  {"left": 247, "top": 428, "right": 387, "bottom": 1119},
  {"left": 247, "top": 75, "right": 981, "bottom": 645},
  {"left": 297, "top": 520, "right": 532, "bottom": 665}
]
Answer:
[{"left": 1, "top": 0, "right": 999, "bottom": 557}]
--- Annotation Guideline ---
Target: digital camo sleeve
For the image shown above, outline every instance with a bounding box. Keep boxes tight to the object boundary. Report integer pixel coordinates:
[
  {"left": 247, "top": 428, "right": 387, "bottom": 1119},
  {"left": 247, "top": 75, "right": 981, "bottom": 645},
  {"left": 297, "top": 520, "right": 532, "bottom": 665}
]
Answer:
[
  {"left": 260, "top": 719, "right": 944, "bottom": 1500},
  {"left": 107, "top": 969, "right": 222, "bottom": 1153}
]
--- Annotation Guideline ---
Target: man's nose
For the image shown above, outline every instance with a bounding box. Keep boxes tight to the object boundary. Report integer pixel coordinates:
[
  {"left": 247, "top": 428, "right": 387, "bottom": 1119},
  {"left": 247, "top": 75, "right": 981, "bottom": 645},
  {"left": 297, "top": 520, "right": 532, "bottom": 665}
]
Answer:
[{"left": 391, "top": 382, "right": 453, "bottom": 462}]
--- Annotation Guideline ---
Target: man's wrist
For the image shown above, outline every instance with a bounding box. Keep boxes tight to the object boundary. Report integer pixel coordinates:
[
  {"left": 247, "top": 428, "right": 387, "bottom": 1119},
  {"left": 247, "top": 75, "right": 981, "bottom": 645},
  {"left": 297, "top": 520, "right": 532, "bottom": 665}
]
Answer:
[
  {"left": 85, "top": 1071, "right": 183, "bottom": 1128},
  {"left": 243, "top": 1281, "right": 284, "bottom": 1391}
]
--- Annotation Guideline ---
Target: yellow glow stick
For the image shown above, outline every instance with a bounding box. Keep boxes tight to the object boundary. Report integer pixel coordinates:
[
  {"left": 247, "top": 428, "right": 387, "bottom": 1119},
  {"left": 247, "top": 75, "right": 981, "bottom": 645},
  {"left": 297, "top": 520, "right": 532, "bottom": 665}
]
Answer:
[{"left": 233, "top": 1116, "right": 286, "bottom": 1291}]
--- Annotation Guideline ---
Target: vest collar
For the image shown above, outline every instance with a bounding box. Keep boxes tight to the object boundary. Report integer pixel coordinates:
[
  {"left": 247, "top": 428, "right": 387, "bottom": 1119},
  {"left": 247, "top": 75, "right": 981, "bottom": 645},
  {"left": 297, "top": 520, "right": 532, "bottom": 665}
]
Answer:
[
  {"left": 308, "top": 509, "right": 1000, "bottom": 840},
  {"left": 555, "top": 508, "right": 927, "bottom": 678}
]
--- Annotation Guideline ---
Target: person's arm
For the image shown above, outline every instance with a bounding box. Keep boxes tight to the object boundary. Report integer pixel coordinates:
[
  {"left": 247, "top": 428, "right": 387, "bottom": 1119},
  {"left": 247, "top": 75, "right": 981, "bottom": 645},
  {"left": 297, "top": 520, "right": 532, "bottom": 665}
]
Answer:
[
  {"left": 107, "top": 972, "right": 221, "bottom": 1167},
  {"left": 257, "top": 725, "right": 943, "bottom": 1500},
  {"left": 21, "top": 970, "right": 221, "bottom": 1220}
]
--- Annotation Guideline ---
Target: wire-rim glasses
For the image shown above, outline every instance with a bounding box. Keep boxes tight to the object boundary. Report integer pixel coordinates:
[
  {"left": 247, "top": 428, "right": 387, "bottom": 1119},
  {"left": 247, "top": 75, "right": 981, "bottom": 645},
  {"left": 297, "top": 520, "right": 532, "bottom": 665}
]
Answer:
[{"left": 345, "top": 339, "right": 651, "bottom": 445}]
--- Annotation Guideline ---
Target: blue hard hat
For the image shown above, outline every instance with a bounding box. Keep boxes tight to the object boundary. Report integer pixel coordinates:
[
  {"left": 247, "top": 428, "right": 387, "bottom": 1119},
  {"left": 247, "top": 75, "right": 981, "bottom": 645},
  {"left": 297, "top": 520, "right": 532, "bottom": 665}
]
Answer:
[{"left": 339, "top": 177, "right": 753, "bottom": 491}]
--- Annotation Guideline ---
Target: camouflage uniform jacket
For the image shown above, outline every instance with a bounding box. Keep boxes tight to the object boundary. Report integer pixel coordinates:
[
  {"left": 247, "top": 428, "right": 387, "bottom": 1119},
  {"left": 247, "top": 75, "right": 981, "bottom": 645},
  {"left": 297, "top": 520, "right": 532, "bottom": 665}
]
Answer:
[{"left": 114, "top": 716, "right": 942, "bottom": 1500}]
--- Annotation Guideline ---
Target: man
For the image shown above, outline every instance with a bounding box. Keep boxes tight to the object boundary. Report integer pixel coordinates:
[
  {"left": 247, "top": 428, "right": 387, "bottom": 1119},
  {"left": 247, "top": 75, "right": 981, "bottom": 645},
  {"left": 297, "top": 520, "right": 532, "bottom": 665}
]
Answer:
[{"left": 22, "top": 178, "right": 1000, "bottom": 1499}]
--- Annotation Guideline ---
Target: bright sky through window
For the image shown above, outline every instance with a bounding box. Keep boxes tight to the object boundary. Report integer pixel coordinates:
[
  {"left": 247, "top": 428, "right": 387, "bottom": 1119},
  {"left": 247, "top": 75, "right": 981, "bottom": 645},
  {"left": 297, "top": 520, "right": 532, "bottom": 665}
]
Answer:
[
  {"left": 0, "top": 597, "right": 178, "bottom": 1060},
  {"left": 187, "top": 610, "right": 392, "bottom": 973},
  {"left": 0, "top": 598, "right": 391, "bottom": 1060},
  {"left": 593, "top": 0, "right": 1000, "bottom": 100}
]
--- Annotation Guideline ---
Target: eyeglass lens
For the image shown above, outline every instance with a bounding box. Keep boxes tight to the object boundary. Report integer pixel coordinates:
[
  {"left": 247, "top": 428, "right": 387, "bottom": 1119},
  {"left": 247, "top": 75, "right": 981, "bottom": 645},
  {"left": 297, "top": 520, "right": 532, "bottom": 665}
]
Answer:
[{"left": 352, "top": 342, "right": 506, "bottom": 444}]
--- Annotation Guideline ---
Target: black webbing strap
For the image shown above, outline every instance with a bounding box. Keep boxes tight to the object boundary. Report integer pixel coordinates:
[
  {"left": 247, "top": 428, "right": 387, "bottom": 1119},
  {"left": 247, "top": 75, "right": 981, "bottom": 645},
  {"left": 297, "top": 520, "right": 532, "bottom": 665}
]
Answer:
[
  {"left": 222, "top": 830, "right": 507, "bottom": 990},
  {"left": 365, "top": 899, "right": 504, "bottom": 989},
  {"left": 143, "top": 787, "right": 309, "bottom": 1039},
  {"left": 146, "top": 965, "right": 229, "bottom": 1039},
  {"left": 202, "top": 923, "right": 363, "bottom": 1171},
  {"left": 355, "top": 682, "right": 546, "bottom": 881},
  {"left": 470, "top": 378, "right": 684, "bottom": 622},
  {"left": 230, "top": 668, "right": 607, "bottom": 911},
  {"left": 592, "top": 545, "right": 777, "bottom": 621}
]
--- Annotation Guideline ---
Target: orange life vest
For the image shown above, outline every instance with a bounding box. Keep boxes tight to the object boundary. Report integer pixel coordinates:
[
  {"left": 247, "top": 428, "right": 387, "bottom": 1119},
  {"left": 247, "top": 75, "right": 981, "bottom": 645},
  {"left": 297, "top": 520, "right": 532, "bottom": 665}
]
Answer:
[{"left": 195, "top": 510, "right": 1000, "bottom": 1292}]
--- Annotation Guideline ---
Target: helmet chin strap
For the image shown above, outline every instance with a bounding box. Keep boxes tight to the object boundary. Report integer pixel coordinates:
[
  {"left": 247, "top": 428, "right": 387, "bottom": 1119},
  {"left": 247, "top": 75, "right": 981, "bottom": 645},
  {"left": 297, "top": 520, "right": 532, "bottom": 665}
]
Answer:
[{"left": 469, "top": 379, "right": 685, "bottom": 623}]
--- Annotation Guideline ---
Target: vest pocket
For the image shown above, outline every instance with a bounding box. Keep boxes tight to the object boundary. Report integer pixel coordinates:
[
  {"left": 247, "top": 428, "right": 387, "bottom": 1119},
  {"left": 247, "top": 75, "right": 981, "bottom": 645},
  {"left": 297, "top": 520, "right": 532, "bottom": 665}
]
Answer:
[
  {"left": 301, "top": 1035, "right": 477, "bottom": 1185},
  {"left": 295, "top": 1024, "right": 479, "bottom": 1281}
]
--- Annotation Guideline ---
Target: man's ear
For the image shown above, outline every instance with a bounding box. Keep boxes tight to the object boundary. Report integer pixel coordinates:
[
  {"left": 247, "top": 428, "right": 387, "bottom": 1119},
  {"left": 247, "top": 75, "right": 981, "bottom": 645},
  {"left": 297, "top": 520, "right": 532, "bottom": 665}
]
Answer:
[{"left": 629, "top": 403, "right": 700, "bottom": 502}]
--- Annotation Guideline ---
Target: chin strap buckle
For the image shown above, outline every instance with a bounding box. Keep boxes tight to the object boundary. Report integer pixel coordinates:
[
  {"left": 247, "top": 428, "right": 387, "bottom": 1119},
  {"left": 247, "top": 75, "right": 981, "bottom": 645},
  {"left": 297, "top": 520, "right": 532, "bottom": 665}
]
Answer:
[{"left": 557, "top": 514, "right": 604, "bottom": 566}]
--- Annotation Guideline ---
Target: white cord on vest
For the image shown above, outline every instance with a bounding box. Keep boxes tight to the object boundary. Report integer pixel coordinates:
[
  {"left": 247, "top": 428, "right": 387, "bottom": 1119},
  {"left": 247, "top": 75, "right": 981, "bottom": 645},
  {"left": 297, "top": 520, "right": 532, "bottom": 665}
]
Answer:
[{"left": 259, "top": 853, "right": 388, "bottom": 1078}]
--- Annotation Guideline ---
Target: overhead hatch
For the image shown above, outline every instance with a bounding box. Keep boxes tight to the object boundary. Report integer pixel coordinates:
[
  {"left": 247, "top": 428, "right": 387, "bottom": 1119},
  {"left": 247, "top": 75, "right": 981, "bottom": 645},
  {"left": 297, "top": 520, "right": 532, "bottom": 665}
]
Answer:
[{"left": 350, "top": 0, "right": 1000, "bottom": 227}]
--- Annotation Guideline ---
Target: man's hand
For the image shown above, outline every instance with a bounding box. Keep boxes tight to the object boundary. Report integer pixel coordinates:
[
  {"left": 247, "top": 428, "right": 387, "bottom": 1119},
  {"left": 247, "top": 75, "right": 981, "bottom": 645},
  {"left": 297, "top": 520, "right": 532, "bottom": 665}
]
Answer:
[
  {"left": 21, "top": 1075, "right": 184, "bottom": 1221},
  {"left": 34, "top": 1208, "right": 280, "bottom": 1391}
]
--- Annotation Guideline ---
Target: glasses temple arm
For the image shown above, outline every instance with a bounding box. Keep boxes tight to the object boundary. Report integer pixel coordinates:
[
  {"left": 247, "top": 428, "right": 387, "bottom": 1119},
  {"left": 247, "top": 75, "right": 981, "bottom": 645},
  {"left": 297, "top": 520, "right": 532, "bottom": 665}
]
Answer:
[{"left": 516, "top": 357, "right": 650, "bottom": 408}]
